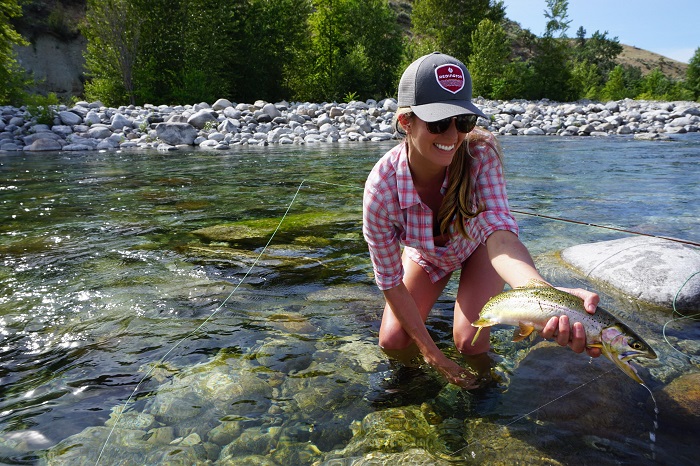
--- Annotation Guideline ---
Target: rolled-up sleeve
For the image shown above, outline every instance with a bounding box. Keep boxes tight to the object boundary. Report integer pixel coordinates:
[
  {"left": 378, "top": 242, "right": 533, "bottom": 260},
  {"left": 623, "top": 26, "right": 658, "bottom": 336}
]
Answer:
[
  {"left": 466, "top": 141, "right": 519, "bottom": 244},
  {"left": 363, "top": 186, "right": 404, "bottom": 290}
]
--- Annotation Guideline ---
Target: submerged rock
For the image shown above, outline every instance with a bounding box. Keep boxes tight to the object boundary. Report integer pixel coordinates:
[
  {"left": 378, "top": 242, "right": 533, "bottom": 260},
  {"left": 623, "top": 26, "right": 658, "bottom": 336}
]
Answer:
[{"left": 561, "top": 237, "right": 700, "bottom": 310}]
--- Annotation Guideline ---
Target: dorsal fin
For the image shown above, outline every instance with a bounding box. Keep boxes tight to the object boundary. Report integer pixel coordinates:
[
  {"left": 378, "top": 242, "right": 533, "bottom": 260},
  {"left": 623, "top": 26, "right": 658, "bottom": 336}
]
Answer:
[{"left": 515, "top": 279, "right": 553, "bottom": 289}]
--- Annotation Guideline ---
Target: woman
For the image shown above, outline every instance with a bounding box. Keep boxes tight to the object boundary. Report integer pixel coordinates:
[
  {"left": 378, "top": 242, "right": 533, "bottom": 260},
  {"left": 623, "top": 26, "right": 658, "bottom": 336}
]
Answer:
[{"left": 363, "top": 52, "right": 600, "bottom": 389}]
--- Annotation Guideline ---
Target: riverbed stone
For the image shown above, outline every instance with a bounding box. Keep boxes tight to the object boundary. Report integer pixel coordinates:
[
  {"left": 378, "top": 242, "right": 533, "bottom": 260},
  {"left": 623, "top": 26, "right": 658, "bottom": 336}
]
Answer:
[
  {"left": 155, "top": 122, "right": 198, "bottom": 145},
  {"left": 561, "top": 237, "right": 700, "bottom": 310}
]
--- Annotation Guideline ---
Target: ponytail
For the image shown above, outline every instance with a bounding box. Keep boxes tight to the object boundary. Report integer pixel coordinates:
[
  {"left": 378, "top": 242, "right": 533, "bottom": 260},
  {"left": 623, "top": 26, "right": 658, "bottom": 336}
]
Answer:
[{"left": 437, "top": 127, "right": 502, "bottom": 239}]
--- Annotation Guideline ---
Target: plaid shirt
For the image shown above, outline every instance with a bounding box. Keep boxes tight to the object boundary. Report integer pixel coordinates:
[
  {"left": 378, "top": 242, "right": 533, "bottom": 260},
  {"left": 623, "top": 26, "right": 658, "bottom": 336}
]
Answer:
[{"left": 363, "top": 137, "right": 519, "bottom": 290}]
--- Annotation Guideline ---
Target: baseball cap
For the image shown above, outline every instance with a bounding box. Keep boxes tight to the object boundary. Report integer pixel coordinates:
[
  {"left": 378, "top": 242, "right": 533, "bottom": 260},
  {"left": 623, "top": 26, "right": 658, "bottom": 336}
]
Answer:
[{"left": 398, "top": 52, "right": 487, "bottom": 122}]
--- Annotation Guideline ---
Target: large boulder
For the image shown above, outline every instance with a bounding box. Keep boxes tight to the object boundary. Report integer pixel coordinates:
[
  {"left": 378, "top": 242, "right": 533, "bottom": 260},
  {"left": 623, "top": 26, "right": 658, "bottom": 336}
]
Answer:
[
  {"left": 561, "top": 237, "right": 700, "bottom": 310},
  {"left": 155, "top": 122, "right": 198, "bottom": 145}
]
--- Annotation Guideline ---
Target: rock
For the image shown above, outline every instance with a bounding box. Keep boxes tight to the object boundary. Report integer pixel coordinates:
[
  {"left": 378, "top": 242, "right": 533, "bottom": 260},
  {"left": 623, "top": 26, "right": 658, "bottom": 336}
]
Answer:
[
  {"left": 561, "top": 237, "right": 700, "bottom": 310},
  {"left": 155, "top": 122, "right": 198, "bottom": 145},
  {"left": 523, "top": 127, "right": 545, "bottom": 135},
  {"left": 212, "top": 98, "right": 233, "bottom": 110},
  {"left": 24, "top": 138, "right": 63, "bottom": 151},
  {"left": 262, "top": 103, "right": 282, "bottom": 119},
  {"left": 186, "top": 109, "right": 218, "bottom": 129},
  {"left": 110, "top": 113, "right": 133, "bottom": 130},
  {"left": 87, "top": 125, "right": 113, "bottom": 139},
  {"left": 58, "top": 110, "right": 82, "bottom": 126},
  {"left": 658, "top": 373, "right": 700, "bottom": 426}
]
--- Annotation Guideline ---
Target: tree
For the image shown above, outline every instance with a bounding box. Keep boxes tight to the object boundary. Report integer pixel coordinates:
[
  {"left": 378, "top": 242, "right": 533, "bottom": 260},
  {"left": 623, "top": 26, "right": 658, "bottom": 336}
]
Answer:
[
  {"left": 468, "top": 19, "right": 510, "bottom": 98},
  {"left": 82, "top": 0, "right": 143, "bottom": 105},
  {"left": 287, "top": 0, "right": 403, "bottom": 102},
  {"left": 687, "top": 47, "right": 700, "bottom": 101},
  {"left": 410, "top": 0, "right": 506, "bottom": 62},
  {"left": 530, "top": 0, "right": 573, "bottom": 101},
  {"left": 573, "top": 30, "right": 623, "bottom": 79},
  {"left": 0, "top": 0, "right": 29, "bottom": 104},
  {"left": 543, "top": 0, "right": 571, "bottom": 38}
]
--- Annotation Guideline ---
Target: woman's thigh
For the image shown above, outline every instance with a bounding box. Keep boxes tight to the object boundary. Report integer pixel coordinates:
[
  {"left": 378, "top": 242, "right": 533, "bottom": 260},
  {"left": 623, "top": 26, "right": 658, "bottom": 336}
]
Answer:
[
  {"left": 453, "top": 243, "right": 505, "bottom": 354},
  {"left": 378, "top": 252, "right": 450, "bottom": 349}
]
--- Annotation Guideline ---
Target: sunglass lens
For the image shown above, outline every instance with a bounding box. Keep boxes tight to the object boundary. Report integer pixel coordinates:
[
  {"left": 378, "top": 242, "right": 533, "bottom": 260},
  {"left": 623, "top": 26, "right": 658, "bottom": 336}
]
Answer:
[{"left": 426, "top": 115, "right": 478, "bottom": 134}]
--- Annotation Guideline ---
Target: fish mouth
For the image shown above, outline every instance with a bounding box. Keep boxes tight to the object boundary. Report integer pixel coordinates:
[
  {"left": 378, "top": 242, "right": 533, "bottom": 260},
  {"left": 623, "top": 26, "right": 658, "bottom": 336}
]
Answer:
[{"left": 602, "top": 342, "right": 656, "bottom": 384}]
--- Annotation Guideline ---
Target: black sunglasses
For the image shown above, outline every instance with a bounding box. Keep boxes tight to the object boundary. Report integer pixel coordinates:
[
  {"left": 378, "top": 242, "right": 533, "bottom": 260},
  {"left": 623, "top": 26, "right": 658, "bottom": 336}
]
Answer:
[{"left": 425, "top": 114, "right": 478, "bottom": 134}]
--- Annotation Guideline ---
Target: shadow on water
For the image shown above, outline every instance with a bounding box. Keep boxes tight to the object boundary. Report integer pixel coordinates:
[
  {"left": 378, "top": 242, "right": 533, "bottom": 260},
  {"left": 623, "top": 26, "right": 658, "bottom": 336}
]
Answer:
[{"left": 0, "top": 135, "right": 699, "bottom": 465}]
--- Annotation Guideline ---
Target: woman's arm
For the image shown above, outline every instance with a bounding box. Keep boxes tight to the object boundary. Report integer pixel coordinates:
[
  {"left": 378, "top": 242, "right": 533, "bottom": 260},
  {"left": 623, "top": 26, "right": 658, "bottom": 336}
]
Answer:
[
  {"left": 382, "top": 284, "right": 480, "bottom": 388},
  {"left": 486, "top": 230, "right": 601, "bottom": 357}
]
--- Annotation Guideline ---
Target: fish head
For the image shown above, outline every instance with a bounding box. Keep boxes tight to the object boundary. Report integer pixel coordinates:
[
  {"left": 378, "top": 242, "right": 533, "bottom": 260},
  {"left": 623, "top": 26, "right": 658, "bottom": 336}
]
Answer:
[{"left": 600, "top": 325, "right": 657, "bottom": 384}]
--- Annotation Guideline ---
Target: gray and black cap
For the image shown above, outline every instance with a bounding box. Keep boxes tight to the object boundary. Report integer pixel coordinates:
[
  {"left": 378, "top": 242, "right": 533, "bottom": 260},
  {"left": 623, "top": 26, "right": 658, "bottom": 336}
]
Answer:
[{"left": 398, "top": 52, "right": 487, "bottom": 122}]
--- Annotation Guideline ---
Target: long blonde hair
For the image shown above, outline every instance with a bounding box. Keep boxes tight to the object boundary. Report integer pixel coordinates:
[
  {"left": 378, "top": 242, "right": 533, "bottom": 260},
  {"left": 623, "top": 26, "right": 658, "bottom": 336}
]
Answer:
[{"left": 393, "top": 109, "right": 503, "bottom": 239}]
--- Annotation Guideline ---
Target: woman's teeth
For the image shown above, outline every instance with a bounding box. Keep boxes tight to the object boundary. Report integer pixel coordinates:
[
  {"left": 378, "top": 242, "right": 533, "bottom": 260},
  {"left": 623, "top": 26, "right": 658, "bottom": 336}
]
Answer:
[{"left": 434, "top": 143, "right": 455, "bottom": 151}]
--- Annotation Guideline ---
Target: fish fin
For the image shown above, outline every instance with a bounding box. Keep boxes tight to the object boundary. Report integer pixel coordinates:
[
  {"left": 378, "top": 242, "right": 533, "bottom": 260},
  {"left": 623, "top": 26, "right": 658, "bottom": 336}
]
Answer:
[
  {"left": 517, "top": 279, "right": 553, "bottom": 289},
  {"left": 512, "top": 323, "right": 535, "bottom": 342},
  {"left": 471, "top": 326, "right": 484, "bottom": 346},
  {"left": 471, "top": 317, "right": 496, "bottom": 346}
]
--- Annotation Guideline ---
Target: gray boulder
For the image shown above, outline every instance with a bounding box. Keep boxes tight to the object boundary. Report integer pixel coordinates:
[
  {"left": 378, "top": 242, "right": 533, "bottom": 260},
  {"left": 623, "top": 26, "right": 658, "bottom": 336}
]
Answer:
[
  {"left": 155, "top": 122, "right": 198, "bottom": 145},
  {"left": 24, "top": 138, "right": 63, "bottom": 151},
  {"left": 561, "top": 237, "right": 700, "bottom": 310},
  {"left": 186, "top": 109, "right": 218, "bottom": 129},
  {"left": 59, "top": 111, "right": 83, "bottom": 126}
]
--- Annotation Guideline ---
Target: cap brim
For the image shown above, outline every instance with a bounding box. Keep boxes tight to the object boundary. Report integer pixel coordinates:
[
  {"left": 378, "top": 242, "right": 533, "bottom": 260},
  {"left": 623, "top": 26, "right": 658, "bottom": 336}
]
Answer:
[{"left": 411, "top": 101, "right": 487, "bottom": 122}]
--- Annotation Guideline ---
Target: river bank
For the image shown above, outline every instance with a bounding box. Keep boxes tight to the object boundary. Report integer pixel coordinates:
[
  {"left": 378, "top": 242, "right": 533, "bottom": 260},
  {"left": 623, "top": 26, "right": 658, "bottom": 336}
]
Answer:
[{"left": 1, "top": 97, "right": 699, "bottom": 152}]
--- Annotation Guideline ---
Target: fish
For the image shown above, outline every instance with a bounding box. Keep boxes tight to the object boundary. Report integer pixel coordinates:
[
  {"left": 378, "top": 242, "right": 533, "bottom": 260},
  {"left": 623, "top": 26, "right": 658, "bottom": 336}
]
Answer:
[{"left": 471, "top": 280, "right": 657, "bottom": 383}]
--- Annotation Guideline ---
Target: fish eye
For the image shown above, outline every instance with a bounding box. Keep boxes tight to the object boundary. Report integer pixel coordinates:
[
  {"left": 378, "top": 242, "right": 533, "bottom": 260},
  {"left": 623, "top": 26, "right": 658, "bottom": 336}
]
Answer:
[{"left": 630, "top": 341, "right": 644, "bottom": 350}]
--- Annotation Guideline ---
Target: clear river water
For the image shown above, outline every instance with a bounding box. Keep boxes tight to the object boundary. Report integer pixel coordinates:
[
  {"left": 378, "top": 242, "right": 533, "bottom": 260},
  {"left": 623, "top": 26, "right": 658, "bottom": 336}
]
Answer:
[{"left": 1, "top": 134, "right": 699, "bottom": 465}]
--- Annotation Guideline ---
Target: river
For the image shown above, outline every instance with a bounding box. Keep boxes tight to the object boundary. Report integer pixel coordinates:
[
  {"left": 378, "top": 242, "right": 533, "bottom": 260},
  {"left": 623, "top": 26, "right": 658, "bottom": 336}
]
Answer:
[{"left": 1, "top": 134, "right": 699, "bottom": 465}]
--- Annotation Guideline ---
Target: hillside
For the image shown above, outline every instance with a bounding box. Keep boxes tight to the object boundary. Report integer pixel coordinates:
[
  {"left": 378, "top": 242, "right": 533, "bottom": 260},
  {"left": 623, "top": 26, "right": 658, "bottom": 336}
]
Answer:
[{"left": 11, "top": 0, "right": 691, "bottom": 99}]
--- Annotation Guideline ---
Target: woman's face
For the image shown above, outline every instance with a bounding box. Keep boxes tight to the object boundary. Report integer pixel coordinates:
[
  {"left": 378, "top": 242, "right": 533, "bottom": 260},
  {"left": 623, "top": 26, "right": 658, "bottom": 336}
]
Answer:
[{"left": 404, "top": 114, "right": 468, "bottom": 171}]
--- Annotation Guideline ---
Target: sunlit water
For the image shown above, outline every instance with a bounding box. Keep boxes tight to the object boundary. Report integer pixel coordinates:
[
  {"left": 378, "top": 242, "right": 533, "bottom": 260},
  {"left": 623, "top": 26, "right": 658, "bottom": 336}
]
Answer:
[{"left": 1, "top": 134, "right": 698, "bottom": 465}]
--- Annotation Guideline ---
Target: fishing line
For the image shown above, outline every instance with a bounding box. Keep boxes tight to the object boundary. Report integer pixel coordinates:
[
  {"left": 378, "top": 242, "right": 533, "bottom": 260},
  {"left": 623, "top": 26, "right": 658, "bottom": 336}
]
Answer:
[
  {"left": 95, "top": 180, "right": 310, "bottom": 465},
  {"left": 662, "top": 270, "right": 700, "bottom": 356},
  {"left": 93, "top": 178, "right": 696, "bottom": 463},
  {"left": 448, "top": 368, "right": 615, "bottom": 459},
  {"left": 511, "top": 209, "right": 700, "bottom": 248}
]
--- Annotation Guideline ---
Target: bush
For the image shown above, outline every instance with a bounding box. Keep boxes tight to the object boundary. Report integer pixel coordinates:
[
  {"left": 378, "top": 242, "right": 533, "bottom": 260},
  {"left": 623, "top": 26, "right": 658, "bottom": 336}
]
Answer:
[{"left": 25, "top": 93, "right": 60, "bottom": 125}]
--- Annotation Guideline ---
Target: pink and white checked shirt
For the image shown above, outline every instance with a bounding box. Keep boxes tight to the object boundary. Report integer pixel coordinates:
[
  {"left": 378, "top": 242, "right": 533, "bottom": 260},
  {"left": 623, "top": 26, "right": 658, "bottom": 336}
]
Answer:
[{"left": 363, "top": 137, "right": 519, "bottom": 290}]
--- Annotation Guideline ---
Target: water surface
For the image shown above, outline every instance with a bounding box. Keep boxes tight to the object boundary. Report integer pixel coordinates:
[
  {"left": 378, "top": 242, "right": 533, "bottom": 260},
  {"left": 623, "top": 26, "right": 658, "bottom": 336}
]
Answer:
[{"left": 1, "top": 134, "right": 698, "bottom": 465}]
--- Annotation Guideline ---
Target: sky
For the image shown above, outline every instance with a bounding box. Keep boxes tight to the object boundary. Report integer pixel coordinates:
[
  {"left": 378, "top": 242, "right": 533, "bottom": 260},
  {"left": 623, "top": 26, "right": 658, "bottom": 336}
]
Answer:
[{"left": 499, "top": 0, "right": 698, "bottom": 63}]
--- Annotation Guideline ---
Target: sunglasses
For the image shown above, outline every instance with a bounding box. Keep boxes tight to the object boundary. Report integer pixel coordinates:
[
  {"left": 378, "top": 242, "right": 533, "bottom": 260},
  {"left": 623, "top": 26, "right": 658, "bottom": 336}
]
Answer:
[{"left": 425, "top": 114, "right": 478, "bottom": 134}]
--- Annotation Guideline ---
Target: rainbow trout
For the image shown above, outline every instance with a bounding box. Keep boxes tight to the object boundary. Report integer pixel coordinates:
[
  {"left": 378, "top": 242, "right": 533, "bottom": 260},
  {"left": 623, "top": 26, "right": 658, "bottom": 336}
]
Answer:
[{"left": 471, "top": 280, "right": 657, "bottom": 383}]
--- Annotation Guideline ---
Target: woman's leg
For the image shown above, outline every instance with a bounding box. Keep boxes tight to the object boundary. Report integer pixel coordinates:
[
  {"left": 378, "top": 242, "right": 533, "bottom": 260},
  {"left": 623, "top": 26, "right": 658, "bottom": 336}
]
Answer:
[
  {"left": 378, "top": 252, "right": 451, "bottom": 363},
  {"left": 453, "top": 244, "right": 505, "bottom": 355}
]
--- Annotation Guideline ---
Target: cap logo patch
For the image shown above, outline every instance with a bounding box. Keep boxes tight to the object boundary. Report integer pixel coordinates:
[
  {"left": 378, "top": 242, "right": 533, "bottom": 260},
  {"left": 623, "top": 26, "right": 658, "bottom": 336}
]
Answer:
[{"left": 435, "top": 64, "right": 464, "bottom": 94}]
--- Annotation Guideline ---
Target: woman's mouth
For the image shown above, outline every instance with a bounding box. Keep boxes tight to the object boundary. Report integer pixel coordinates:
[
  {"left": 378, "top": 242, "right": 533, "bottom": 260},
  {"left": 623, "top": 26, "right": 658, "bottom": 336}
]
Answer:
[{"left": 434, "top": 143, "right": 455, "bottom": 151}]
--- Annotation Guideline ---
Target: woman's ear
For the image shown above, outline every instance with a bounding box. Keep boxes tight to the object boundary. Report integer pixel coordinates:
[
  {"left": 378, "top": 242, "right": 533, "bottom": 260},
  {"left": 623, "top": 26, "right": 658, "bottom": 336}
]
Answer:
[{"left": 398, "top": 113, "right": 411, "bottom": 132}]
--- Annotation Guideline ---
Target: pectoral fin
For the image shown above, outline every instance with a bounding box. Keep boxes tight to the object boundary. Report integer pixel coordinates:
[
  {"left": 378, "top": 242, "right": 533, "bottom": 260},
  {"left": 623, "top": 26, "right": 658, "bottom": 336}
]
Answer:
[
  {"left": 512, "top": 323, "right": 535, "bottom": 342},
  {"left": 471, "top": 317, "right": 496, "bottom": 346}
]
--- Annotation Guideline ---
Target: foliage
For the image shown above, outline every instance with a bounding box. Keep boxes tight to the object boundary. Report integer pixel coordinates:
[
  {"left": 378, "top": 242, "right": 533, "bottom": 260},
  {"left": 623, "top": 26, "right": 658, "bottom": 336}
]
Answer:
[
  {"left": 543, "top": 0, "right": 571, "bottom": 38},
  {"left": 410, "top": 0, "right": 506, "bottom": 62},
  {"left": 25, "top": 92, "right": 60, "bottom": 125},
  {"left": 287, "top": 0, "right": 403, "bottom": 102},
  {"left": 468, "top": 19, "right": 510, "bottom": 98},
  {"left": 0, "top": 0, "right": 30, "bottom": 104},
  {"left": 27, "top": 0, "right": 700, "bottom": 105},
  {"left": 687, "top": 47, "right": 700, "bottom": 101}
]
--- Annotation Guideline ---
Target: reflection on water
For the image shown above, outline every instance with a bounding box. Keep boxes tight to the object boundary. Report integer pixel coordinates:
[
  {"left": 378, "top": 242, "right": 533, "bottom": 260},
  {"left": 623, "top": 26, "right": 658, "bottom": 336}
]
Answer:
[{"left": 0, "top": 135, "right": 699, "bottom": 465}]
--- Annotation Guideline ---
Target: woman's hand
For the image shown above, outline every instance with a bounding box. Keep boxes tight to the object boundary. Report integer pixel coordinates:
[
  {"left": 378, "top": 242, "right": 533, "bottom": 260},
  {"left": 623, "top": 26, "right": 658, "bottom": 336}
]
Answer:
[
  {"left": 427, "top": 354, "right": 481, "bottom": 389},
  {"left": 541, "top": 287, "right": 602, "bottom": 358}
]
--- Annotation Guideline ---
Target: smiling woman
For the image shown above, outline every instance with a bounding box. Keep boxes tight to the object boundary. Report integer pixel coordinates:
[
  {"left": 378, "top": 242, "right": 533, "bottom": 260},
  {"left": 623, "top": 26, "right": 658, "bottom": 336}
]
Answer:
[{"left": 362, "top": 52, "right": 602, "bottom": 390}]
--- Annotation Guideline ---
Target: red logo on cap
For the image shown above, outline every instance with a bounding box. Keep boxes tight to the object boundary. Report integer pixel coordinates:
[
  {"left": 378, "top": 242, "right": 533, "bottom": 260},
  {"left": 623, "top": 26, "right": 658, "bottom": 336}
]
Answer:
[{"left": 435, "top": 64, "right": 464, "bottom": 94}]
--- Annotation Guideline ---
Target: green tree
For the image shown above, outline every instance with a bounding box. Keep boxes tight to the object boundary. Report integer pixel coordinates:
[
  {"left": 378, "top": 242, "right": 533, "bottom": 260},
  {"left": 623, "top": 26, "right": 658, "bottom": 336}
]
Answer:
[
  {"left": 410, "top": 0, "right": 505, "bottom": 62},
  {"left": 468, "top": 18, "right": 510, "bottom": 98},
  {"left": 530, "top": 0, "right": 573, "bottom": 101},
  {"left": 287, "top": 0, "right": 402, "bottom": 101},
  {"left": 569, "top": 60, "right": 600, "bottom": 100},
  {"left": 82, "top": 0, "right": 142, "bottom": 105},
  {"left": 600, "top": 65, "right": 628, "bottom": 101},
  {"left": 573, "top": 30, "right": 622, "bottom": 79},
  {"left": 543, "top": 0, "right": 571, "bottom": 38},
  {"left": 0, "top": 0, "right": 29, "bottom": 104},
  {"left": 686, "top": 47, "right": 700, "bottom": 101}
]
